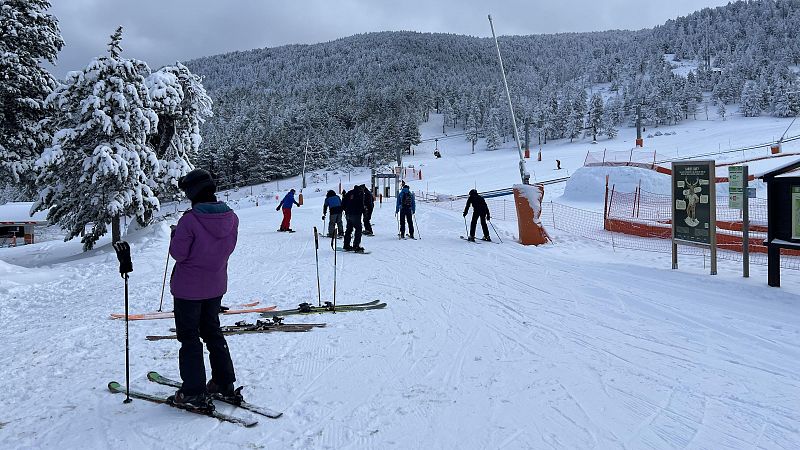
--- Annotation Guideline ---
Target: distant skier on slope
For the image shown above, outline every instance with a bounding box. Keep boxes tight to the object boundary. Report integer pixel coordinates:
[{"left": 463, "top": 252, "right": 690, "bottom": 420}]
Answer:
[
  {"left": 463, "top": 189, "right": 491, "bottom": 242},
  {"left": 342, "top": 185, "right": 366, "bottom": 252},
  {"left": 276, "top": 189, "right": 300, "bottom": 232},
  {"left": 169, "top": 169, "right": 241, "bottom": 411},
  {"left": 396, "top": 184, "right": 416, "bottom": 239},
  {"left": 362, "top": 184, "right": 375, "bottom": 236},
  {"left": 322, "top": 190, "right": 344, "bottom": 238}
]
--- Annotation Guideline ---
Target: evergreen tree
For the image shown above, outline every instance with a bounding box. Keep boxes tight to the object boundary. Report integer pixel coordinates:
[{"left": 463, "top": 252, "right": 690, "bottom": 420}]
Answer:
[
  {"left": 465, "top": 112, "right": 479, "bottom": 153},
  {"left": 715, "top": 96, "right": 727, "bottom": 120},
  {"left": 485, "top": 112, "right": 501, "bottom": 151},
  {"left": 588, "top": 93, "right": 604, "bottom": 142},
  {"left": 33, "top": 27, "right": 160, "bottom": 250},
  {"left": 146, "top": 62, "right": 213, "bottom": 197},
  {"left": 740, "top": 80, "right": 762, "bottom": 117},
  {"left": 0, "top": 0, "right": 64, "bottom": 189}
]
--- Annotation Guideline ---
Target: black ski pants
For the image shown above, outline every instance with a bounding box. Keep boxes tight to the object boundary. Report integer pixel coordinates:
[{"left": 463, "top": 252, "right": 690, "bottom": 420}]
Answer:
[
  {"left": 470, "top": 212, "right": 490, "bottom": 239},
  {"left": 399, "top": 208, "right": 414, "bottom": 237},
  {"left": 174, "top": 296, "right": 236, "bottom": 395},
  {"left": 363, "top": 208, "right": 373, "bottom": 234},
  {"left": 345, "top": 213, "right": 363, "bottom": 248}
]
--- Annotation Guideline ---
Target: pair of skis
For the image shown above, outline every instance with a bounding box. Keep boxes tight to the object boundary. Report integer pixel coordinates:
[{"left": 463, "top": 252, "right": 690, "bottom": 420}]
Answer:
[
  {"left": 110, "top": 301, "right": 275, "bottom": 321},
  {"left": 109, "top": 371, "right": 281, "bottom": 427},
  {"left": 263, "top": 300, "right": 387, "bottom": 317},
  {"left": 146, "top": 318, "right": 327, "bottom": 341}
]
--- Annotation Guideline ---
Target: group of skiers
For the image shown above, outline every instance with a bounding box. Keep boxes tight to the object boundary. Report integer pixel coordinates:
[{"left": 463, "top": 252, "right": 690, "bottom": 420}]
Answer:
[{"left": 162, "top": 168, "right": 496, "bottom": 413}]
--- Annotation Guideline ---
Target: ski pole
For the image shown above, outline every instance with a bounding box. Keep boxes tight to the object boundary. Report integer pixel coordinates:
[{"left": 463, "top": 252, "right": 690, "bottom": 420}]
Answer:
[
  {"left": 112, "top": 241, "right": 133, "bottom": 404},
  {"left": 332, "top": 224, "right": 337, "bottom": 313},
  {"left": 489, "top": 219, "right": 503, "bottom": 243},
  {"left": 397, "top": 211, "right": 401, "bottom": 239},
  {"left": 413, "top": 213, "right": 421, "bottom": 239},
  {"left": 157, "top": 244, "right": 170, "bottom": 312},
  {"left": 313, "top": 226, "right": 321, "bottom": 307},
  {"left": 464, "top": 215, "right": 469, "bottom": 237}
]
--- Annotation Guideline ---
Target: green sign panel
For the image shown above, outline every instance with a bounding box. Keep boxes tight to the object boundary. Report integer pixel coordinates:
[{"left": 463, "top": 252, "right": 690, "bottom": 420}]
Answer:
[
  {"left": 793, "top": 186, "right": 800, "bottom": 240},
  {"left": 673, "top": 163, "right": 713, "bottom": 244},
  {"left": 728, "top": 166, "right": 744, "bottom": 209}
]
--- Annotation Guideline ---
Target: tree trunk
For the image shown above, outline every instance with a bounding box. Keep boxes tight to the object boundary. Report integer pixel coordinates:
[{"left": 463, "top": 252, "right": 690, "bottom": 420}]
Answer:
[{"left": 111, "top": 215, "right": 121, "bottom": 243}]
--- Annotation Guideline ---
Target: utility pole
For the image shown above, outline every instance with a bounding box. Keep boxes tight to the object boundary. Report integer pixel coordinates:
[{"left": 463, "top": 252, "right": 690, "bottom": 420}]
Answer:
[
  {"left": 488, "top": 14, "right": 531, "bottom": 185},
  {"left": 301, "top": 135, "right": 309, "bottom": 189}
]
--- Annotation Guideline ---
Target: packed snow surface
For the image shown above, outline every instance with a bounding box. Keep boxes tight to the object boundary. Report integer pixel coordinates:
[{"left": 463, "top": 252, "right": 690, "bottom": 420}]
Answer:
[{"left": 1, "top": 113, "right": 800, "bottom": 448}]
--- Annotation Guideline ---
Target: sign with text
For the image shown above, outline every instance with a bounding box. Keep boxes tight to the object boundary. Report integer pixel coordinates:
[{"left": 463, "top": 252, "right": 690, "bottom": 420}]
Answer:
[
  {"left": 672, "top": 162, "right": 715, "bottom": 245},
  {"left": 728, "top": 166, "right": 745, "bottom": 210},
  {"left": 793, "top": 186, "right": 800, "bottom": 240}
]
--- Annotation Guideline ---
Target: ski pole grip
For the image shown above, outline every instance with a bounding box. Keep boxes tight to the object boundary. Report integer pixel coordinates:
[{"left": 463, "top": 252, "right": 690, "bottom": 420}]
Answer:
[
  {"left": 113, "top": 241, "right": 133, "bottom": 274},
  {"left": 313, "top": 226, "right": 319, "bottom": 249}
]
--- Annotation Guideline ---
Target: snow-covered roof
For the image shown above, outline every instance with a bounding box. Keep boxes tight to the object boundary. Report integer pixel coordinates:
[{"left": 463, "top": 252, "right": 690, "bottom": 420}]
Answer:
[{"left": 0, "top": 202, "right": 49, "bottom": 224}]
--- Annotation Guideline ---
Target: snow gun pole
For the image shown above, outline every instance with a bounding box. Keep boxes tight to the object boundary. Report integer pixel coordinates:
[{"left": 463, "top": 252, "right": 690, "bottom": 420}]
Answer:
[
  {"left": 489, "top": 219, "right": 504, "bottom": 243},
  {"left": 488, "top": 14, "right": 531, "bottom": 185},
  {"left": 313, "top": 227, "right": 321, "bottom": 307},
  {"left": 157, "top": 245, "right": 170, "bottom": 312}
]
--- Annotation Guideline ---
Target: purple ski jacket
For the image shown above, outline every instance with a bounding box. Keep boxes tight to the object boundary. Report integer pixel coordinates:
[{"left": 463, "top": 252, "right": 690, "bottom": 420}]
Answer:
[{"left": 169, "top": 202, "right": 238, "bottom": 300}]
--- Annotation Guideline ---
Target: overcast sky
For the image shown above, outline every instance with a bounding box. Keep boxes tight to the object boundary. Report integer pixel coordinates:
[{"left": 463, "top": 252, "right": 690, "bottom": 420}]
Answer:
[{"left": 49, "top": 0, "right": 731, "bottom": 77}]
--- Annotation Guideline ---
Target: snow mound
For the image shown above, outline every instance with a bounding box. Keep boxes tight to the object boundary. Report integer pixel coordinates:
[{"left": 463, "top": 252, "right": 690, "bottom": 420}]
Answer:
[{"left": 562, "top": 166, "right": 670, "bottom": 203}]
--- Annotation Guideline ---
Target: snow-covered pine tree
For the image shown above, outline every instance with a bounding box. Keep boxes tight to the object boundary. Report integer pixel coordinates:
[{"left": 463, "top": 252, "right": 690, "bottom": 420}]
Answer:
[
  {"left": 146, "top": 62, "right": 213, "bottom": 197},
  {"left": 740, "top": 80, "right": 762, "bottom": 117},
  {"left": 715, "top": 96, "right": 727, "bottom": 121},
  {"left": 0, "top": 0, "right": 64, "bottom": 191},
  {"left": 485, "top": 112, "right": 501, "bottom": 151},
  {"left": 34, "top": 27, "right": 160, "bottom": 250},
  {"left": 588, "top": 93, "right": 604, "bottom": 142},
  {"left": 465, "top": 112, "right": 479, "bottom": 153}
]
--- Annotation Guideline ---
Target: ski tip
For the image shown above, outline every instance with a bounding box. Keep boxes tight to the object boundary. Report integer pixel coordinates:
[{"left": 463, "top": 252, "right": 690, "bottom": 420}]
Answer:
[
  {"left": 146, "top": 371, "right": 160, "bottom": 380},
  {"left": 108, "top": 381, "right": 122, "bottom": 392}
]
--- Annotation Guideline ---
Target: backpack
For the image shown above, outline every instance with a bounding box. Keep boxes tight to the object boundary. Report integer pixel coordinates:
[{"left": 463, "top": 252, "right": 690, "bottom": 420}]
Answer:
[{"left": 402, "top": 191, "right": 413, "bottom": 208}]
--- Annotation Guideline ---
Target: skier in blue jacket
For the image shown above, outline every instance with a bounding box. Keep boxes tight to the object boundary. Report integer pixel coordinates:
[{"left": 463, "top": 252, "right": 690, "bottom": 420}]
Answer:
[
  {"left": 276, "top": 189, "right": 300, "bottom": 231},
  {"left": 396, "top": 185, "right": 416, "bottom": 238},
  {"left": 322, "top": 190, "right": 344, "bottom": 237}
]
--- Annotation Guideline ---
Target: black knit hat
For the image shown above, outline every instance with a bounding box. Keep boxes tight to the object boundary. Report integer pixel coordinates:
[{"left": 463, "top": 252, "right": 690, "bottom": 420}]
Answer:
[{"left": 178, "top": 169, "right": 216, "bottom": 201}]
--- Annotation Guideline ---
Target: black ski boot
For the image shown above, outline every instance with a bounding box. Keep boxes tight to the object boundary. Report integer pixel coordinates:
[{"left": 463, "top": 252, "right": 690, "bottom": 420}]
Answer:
[
  {"left": 481, "top": 236, "right": 492, "bottom": 242},
  {"left": 467, "top": 236, "right": 476, "bottom": 242},
  {"left": 167, "top": 390, "right": 214, "bottom": 412},
  {"left": 353, "top": 246, "right": 366, "bottom": 253},
  {"left": 207, "top": 380, "right": 244, "bottom": 406}
]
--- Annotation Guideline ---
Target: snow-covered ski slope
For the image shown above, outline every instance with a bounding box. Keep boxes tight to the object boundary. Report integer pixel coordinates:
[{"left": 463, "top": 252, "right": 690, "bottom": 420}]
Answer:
[{"left": 2, "top": 114, "right": 800, "bottom": 449}]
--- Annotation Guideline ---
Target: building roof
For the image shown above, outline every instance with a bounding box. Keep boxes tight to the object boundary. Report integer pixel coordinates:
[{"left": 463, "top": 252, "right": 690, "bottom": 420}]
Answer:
[
  {"left": 763, "top": 157, "right": 800, "bottom": 181},
  {"left": 0, "top": 202, "right": 49, "bottom": 224}
]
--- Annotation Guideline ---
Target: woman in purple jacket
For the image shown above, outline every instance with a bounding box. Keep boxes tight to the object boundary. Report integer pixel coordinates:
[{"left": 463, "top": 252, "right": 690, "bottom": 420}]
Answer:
[{"left": 168, "top": 169, "right": 239, "bottom": 411}]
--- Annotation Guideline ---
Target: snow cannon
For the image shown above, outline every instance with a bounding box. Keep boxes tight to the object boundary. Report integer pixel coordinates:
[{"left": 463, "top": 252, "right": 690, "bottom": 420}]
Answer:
[{"left": 513, "top": 184, "right": 551, "bottom": 246}]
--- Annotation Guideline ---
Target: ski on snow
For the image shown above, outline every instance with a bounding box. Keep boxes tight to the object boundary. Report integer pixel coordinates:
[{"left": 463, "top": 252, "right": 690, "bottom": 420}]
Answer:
[
  {"left": 107, "top": 381, "right": 259, "bottom": 427},
  {"left": 150, "top": 319, "right": 327, "bottom": 340},
  {"left": 460, "top": 236, "right": 498, "bottom": 244},
  {"left": 334, "top": 247, "right": 372, "bottom": 254},
  {"left": 263, "top": 300, "right": 387, "bottom": 317},
  {"left": 146, "top": 371, "right": 283, "bottom": 419},
  {"left": 110, "top": 304, "right": 277, "bottom": 321}
]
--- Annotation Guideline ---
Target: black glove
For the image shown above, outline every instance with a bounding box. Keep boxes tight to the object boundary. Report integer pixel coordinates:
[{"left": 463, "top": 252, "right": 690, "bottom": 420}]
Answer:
[
  {"left": 463, "top": 212, "right": 467, "bottom": 217},
  {"left": 487, "top": 215, "right": 491, "bottom": 221},
  {"left": 112, "top": 241, "right": 133, "bottom": 274},
  {"left": 275, "top": 205, "right": 280, "bottom": 211}
]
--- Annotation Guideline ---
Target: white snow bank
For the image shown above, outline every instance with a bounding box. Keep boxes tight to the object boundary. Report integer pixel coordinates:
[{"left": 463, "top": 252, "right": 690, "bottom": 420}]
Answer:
[{"left": 561, "top": 166, "right": 671, "bottom": 203}]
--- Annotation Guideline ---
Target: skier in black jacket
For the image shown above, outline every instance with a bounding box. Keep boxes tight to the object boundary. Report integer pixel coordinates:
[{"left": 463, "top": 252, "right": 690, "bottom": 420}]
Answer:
[
  {"left": 463, "top": 189, "right": 491, "bottom": 242},
  {"left": 341, "top": 185, "right": 366, "bottom": 252},
  {"left": 362, "top": 184, "right": 375, "bottom": 236}
]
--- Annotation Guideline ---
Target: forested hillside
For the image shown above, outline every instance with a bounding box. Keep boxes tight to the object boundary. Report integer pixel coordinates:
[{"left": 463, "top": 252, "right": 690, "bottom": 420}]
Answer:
[{"left": 187, "top": 0, "right": 800, "bottom": 187}]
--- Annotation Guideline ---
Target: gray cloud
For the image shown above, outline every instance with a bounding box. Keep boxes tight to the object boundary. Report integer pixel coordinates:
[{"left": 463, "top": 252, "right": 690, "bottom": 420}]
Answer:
[{"left": 49, "top": 0, "right": 731, "bottom": 77}]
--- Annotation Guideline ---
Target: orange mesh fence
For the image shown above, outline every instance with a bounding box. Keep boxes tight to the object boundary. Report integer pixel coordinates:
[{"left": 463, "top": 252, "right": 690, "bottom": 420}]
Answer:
[{"left": 422, "top": 190, "right": 799, "bottom": 270}]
